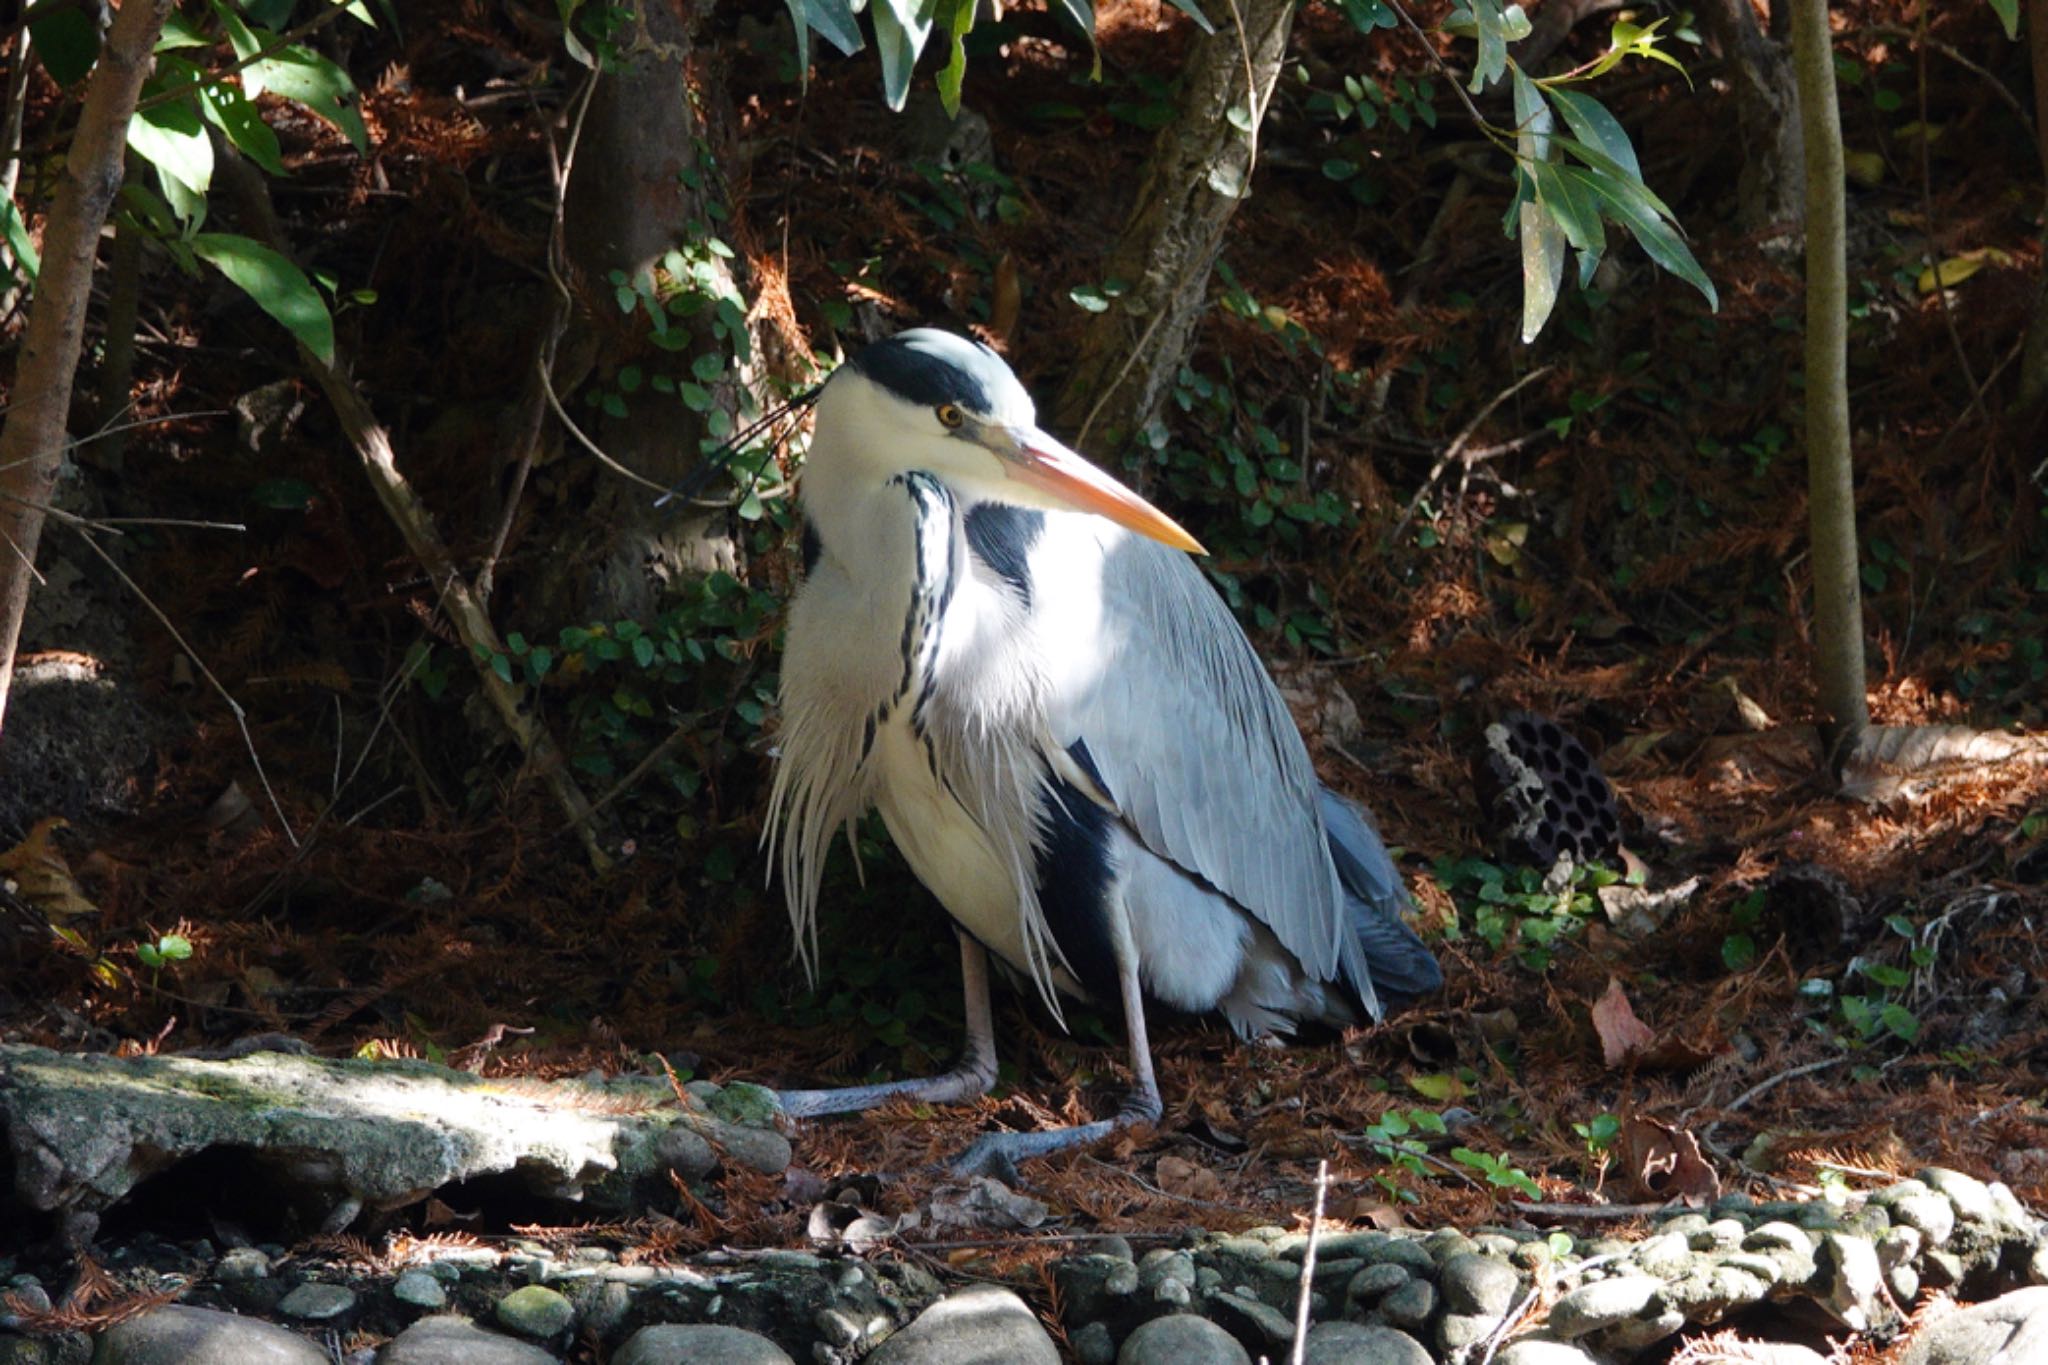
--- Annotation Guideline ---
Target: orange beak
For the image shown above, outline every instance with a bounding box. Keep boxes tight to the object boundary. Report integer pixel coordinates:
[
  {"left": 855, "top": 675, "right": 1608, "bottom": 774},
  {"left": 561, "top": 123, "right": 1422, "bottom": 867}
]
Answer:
[{"left": 1001, "top": 426, "right": 1207, "bottom": 556}]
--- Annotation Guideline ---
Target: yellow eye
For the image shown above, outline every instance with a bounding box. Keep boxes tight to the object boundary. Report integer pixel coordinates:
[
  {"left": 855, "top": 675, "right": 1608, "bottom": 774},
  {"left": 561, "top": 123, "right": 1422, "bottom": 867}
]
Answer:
[{"left": 936, "top": 404, "right": 965, "bottom": 429}]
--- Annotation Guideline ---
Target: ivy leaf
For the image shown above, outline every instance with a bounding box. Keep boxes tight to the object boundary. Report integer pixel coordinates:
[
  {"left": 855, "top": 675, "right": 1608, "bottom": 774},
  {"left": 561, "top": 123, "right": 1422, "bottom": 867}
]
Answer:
[{"left": 191, "top": 233, "right": 336, "bottom": 364}]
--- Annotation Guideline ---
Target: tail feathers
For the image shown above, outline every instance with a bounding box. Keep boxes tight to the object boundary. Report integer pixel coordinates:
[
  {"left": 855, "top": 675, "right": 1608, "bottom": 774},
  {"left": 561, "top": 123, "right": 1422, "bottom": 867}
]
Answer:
[{"left": 1317, "top": 788, "right": 1443, "bottom": 1018}]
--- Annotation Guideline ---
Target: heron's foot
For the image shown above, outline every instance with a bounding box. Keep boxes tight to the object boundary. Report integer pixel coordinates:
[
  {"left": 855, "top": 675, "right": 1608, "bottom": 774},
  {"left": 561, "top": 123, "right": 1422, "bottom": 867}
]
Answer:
[
  {"left": 778, "top": 1057, "right": 998, "bottom": 1120},
  {"left": 948, "top": 1094, "right": 1161, "bottom": 1181}
]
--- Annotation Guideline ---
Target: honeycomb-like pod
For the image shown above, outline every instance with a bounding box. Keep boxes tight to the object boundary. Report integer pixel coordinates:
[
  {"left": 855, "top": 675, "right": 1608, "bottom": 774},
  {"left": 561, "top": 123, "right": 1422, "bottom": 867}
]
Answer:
[{"left": 1473, "top": 711, "right": 1621, "bottom": 867}]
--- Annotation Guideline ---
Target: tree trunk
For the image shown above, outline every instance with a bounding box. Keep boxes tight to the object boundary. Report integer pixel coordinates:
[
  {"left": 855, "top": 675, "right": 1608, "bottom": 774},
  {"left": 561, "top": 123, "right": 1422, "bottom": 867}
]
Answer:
[
  {"left": 1697, "top": 0, "right": 1804, "bottom": 235},
  {"left": 2014, "top": 0, "right": 2048, "bottom": 417},
  {"left": 0, "top": 0, "right": 173, "bottom": 737},
  {"left": 1048, "top": 0, "right": 1295, "bottom": 450},
  {"left": 1790, "top": 0, "right": 1868, "bottom": 762},
  {"left": 536, "top": 0, "right": 745, "bottom": 627}
]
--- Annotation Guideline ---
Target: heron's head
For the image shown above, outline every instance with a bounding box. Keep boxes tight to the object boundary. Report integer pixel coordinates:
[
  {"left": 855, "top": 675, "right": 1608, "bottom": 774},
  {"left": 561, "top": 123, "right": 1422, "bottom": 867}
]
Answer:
[{"left": 818, "top": 328, "right": 1205, "bottom": 554}]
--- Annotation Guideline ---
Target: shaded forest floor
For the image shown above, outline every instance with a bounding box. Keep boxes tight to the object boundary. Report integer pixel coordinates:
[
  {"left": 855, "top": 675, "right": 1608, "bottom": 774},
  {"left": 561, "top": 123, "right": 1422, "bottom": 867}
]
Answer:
[{"left": 3, "top": 0, "right": 2048, "bottom": 1308}]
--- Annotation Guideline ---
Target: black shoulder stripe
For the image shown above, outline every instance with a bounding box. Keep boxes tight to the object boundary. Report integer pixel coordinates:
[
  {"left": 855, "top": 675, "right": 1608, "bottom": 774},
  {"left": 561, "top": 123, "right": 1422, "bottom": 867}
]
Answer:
[
  {"left": 800, "top": 521, "right": 823, "bottom": 576},
  {"left": 964, "top": 504, "right": 1044, "bottom": 606}
]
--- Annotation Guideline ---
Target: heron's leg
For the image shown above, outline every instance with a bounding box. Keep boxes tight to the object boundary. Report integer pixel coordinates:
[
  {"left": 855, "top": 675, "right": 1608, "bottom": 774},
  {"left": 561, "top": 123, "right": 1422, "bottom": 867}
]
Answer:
[
  {"left": 950, "top": 927, "right": 1162, "bottom": 1177},
  {"left": 777, "top": 933, "right": 999, "bottom": 1119}
]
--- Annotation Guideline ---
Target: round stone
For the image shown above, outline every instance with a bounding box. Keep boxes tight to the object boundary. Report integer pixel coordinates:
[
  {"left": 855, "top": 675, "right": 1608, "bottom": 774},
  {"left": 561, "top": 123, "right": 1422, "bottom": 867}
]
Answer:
[
  {"left": 495, "top": 1284, "right": 575, "bottom": 1339},
  {"left": 612, "top": 1324, "right": 795, "bottom": 1364},
  {"left": 277, "top": 1282, "right": 356, "bottom": 1322},
  {"left": 1379, "top": 1277, "right": 1438, "bottom": 1330},
  {"left": 1547, "top": 1275, "right": 1663, "bottom": 1339},
  {"left": 381, "top": 1315, "right": 559, "bottom": 1364},
  {"left": 214, "top": 1247, "right": 272, "bottom": 1282},
  {"left": 866, "top": 1285, "right": 1058, "bottom": 1364},
  {"left": 1302, "top": 1320, "right": 1433, "bottom": 1364},
  {"left": 92, "top": 1305, "right": 327, "bottom": 1364},
  {"left": 1116, "top": 1314, "right": 1251, "bottom": 1365},
  {"left": 1440, "top": 1251, "right": 1520, "bottom": 1316},
  {"left": 392, "top": 1269, "right": 447, "bottom": 1310}
]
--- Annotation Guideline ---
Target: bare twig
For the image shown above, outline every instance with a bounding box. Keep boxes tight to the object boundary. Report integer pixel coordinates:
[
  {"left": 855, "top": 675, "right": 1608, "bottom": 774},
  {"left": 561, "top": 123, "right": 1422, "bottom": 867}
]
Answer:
[
  {"left": 63, "top": 522, "right": 298, "bottom": 843},
  {"left": 1289, "top": 1160, "right": 1330, "bottom": 1365},
  {"left": 480, "top": 71, "right": 599, "bottom": 602},
  {"left": 211, "top": 143, "right": 612, "bottom": 871},
  {"left": 1387, "top": 365, "right": 1554, "bottom": 547},
  {"left": 0, "top": 0, "right": 174, "bottom": 732}
]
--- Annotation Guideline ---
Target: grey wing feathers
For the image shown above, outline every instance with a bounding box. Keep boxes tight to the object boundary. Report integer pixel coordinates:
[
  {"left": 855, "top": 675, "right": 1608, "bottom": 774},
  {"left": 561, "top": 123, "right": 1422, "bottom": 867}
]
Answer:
[
  {"left": 1067, "top": 534, "right": 1350, "bottom": 981},
  {"left": 1318, "top": 787, "right": 1443, "bottom": 1015}
]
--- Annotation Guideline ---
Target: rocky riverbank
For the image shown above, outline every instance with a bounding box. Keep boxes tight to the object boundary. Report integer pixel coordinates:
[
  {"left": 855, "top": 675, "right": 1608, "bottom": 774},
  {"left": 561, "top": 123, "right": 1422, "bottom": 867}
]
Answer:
[{"left": 4, "top": 1165, "right": 2044, "bottom": 1363}]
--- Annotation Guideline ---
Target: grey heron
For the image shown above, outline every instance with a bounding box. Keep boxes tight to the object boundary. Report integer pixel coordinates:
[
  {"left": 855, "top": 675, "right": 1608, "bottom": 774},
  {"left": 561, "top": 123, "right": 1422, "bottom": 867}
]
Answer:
[{"left": 767, "top": 329, "right": 1439, "bottom": 1169}]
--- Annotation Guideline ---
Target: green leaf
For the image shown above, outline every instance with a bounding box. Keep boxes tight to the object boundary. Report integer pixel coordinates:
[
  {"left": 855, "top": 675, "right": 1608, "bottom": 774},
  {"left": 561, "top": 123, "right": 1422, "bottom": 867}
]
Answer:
[
  {"left": 1047, "top": 0, "right": 1102, "bottom": 78},
  {"left": 783, "top": 0, "right": 811, "bottom": 81},
  {"left": 805, "top": 0, "right": 866, "bottom": 55},
  {"left": 1542, "top": 87, "right": 1639, "bottom": 181},
  {"left": 157, "top": 934, "right": 194, "bottom": 961},
  {"left": 1988, "top": 0, "right": 2019, "bottom": 40},
  {"left": 1164, "top": 0, "right": 1216, "bottom": 34},
  {"left": 29, "top": 4, "right": 100, "bottom": 86},
  {"left": 197, "top": 78, "right": 287, "bottom": 177},
  {"left": 250, "top": 477, "right": 317, "bottom": 510},
  {"left": 190, "top": 233, "right": 336, "bottom": 364},
  {"left": 246, "top": 45, "right": 369, "bottom": 152},
  {"left": 0, "top": 197, "right": 39, "bottom": 285},
  {"left": 1530, "top": 162, "right": 1604, "bottom": 254},
  {"left": 871, "top": 0, "right": 935, "bottom": 112},
  {"left": 129, "top": 97, "right": 214, "bottom": 199},
  {"left": 1512, "top": 70, "right": 1565, "bottom": 343},
  {"left": 1879, "top": 1002, "right": 1920, "bottom": 1043},
  {"left": 558, "top": 0, "right": 595, "bottom": 66},
  {"left": 1572, "top": 164, "right": 1718, "bottom": 310},
  {"left": 157, "top": 15, "right": 216, "bottom": 51},
  {"left": 936, "top": 0, "right": 975, "bottom": 117}
]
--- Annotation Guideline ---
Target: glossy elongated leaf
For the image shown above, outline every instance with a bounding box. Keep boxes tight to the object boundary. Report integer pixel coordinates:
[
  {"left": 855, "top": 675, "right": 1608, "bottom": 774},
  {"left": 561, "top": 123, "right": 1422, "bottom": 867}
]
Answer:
[
  {"left": 558, "top": 0, "right": 595, "bottom": 67},
  {"left": 1518, "top": 188, "right": 1566, "bottom": 344},
  {"left": 1163, "top": 0, "right": 1216, "bottom": 33},
  {"left": 783, "top": 0, "right": 811, "bottom": 79},
  {"left": 197, "top": 77, "right": 287, "bottom": 176},
  {"left": 1571, "top": 165, "right": 1717, "bottom": 310},
  {"left": 935, "top": 0, "right": 976, "bottom": 116},
  {"left": 129, "top": 98, "right": 214, "bottom": 198},
  {"left": 1530, "top": 162, "right": 1603, "bottom": 254},
  {"left": 1988, "top": 0, "right": 2018, "bottom": 39},
  {"left": 157, "top": 15, "right": 216, "bottom": 51},
  {"left": 1543, "top": 86, "right": 1639, "bottom": 181},
  {"left": 247, "top": 45, "right": 369, "bottom": 151},
  {"left": 29, "top": 4, "right": 99, "bottom": 86},
  {"left": 191, "top": 232, "right": 336, "bottom": 364},
  {"left": 1047, "top": 0, "right": 1102, "bottom": 76},
  {"left": 806, "top": 0, "right": 865, "bottom": 56},
  {"left": 1550, "top": 132, "right": 1680, "bottom": 220},
  {"left": 1, "top": 196, "right": 39, "bottom": 284},
  {"left": 207, "top": 0, "right": 263, "bottom": 63},
  {"left": 871, "top": 0, "right": 934, "bottom": 112},
  {"left": 1511, "top": 69, "right": 1563, "bottom": 343}
]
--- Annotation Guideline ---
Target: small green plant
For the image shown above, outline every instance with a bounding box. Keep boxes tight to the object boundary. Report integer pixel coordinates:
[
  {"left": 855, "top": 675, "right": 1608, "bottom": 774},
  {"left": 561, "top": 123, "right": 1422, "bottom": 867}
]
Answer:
[
  {"left": 1721, "top": 889, "right": 1764, "bottom": 971},
  {"left": 1451, "top": 1146, "right": 1543, "bottom": 1199},
  {"left": 1800, "top": 914, "right": 1929, "bottom": 1049},
  {"left": 1361, "top": 1107, "right": 1448, "bottom": 1202},
  {"left": 1573, "top": 1111, "right": 1621, "bottom": 1159},
  {"left": 135, "top": 932, "right": 192, "bottom": 988},
  {"left": 1433, "top": 856, "right": 1617, "bottom": 971}
]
